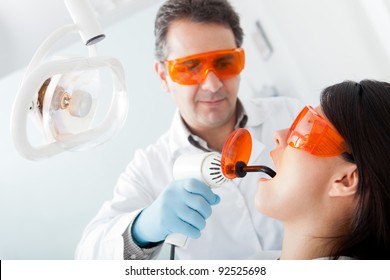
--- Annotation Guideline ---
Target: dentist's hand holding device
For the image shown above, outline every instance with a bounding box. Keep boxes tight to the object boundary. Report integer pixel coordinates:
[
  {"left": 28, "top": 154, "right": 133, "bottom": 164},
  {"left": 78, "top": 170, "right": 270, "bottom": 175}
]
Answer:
[
  {"left": 131, "top": 152, "right": 223, "bottom": 259},
  {"left": 131, "top": 177, "right": 220, "bottom": 245}
]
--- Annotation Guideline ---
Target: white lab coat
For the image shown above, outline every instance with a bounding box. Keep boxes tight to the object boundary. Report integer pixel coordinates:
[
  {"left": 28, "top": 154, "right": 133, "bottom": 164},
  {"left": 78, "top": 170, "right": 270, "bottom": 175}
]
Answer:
[{"left": 75, "top": 96, "right": 303, "bottom": 259}]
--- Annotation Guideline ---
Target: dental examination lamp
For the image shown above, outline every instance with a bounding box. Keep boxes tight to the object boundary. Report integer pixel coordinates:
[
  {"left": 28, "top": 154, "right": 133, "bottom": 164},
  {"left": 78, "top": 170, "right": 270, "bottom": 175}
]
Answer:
[
  {"left": 11, "top": 0, "right": 128, "bottom": 160},
  {"left": 166, "top": 128, "right": 276, "bottom": 259}
]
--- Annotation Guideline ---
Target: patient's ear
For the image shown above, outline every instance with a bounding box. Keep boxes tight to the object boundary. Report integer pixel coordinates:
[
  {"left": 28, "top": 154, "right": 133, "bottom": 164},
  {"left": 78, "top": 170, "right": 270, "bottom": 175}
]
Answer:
[
  {"left": 328, "top": 164, "right": 358, "bottom": 197},
  {"left": 154, "top": 61, "right": 170, "bottom": 92}
]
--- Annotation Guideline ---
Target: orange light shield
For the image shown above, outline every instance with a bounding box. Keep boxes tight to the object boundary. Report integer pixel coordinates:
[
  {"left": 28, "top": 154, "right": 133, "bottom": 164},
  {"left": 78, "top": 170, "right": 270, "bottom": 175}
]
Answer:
[
  {"left": 221, "top": 128, "right": 252, "bottom": 179},
  {"left": 165, "top": 48, "right": 245, "bottom": 85}
]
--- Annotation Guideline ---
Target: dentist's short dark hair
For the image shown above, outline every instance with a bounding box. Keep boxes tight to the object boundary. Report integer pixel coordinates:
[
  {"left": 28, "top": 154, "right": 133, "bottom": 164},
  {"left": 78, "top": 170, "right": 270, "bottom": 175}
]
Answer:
[{"left": 154, "top": 0, "right": 244, "bottom": 60}]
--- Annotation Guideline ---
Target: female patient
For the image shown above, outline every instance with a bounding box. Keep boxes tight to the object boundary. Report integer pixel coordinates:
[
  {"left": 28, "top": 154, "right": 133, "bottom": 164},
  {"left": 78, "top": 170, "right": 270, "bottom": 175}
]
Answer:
[{"left": 255, "top": 80, "right": 390, "bottom": 260}]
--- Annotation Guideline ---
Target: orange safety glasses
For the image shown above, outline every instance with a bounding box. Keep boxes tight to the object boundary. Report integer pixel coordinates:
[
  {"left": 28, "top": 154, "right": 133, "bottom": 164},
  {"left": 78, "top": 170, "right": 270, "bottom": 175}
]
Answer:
[
  {"left": 164, "top": 48, "right": 245, "bottom": 85},
  {"left": 287, "top": 106, "right": 349, "bottom": 157}
]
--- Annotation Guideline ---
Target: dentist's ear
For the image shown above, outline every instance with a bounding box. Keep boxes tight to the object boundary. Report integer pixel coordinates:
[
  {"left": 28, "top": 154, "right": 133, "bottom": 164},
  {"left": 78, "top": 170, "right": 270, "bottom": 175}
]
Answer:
[
  {"left": 154, "top": 61, "right": 170, "bottom": 92},
  {"left": 328, "top": 163, "right": 358, "bottom": 197}
]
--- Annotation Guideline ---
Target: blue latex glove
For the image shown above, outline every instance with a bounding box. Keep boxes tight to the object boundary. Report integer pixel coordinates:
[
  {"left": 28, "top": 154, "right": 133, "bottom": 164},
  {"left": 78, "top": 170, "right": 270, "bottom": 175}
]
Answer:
[{"left": 132, "top": 178, "right": 220, "bottom": 246}]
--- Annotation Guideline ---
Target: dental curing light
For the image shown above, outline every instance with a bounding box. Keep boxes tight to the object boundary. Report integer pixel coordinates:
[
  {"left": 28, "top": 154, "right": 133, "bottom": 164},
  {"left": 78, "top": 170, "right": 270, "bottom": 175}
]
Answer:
[
  {"left": 165, "top": 151, "right": 229, "bottom": 259},
  {"left": 11, "top": 0, "right": 128, "bottom": 160},
  {"left": 166, "top": 128, "right": 276, "bottom": 259}
]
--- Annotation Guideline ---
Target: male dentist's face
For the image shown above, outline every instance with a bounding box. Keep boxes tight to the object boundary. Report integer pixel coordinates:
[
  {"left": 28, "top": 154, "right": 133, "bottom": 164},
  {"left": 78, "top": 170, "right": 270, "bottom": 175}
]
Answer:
[{"left": 156, "top": 19, "right": 240, "bottom": 131}]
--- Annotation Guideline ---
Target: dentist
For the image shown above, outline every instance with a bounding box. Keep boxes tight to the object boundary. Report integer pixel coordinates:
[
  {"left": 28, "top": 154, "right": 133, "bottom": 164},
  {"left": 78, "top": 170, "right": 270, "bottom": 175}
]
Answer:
[{"left": 75, "top": 0, "right": 302, "bottom": 260}]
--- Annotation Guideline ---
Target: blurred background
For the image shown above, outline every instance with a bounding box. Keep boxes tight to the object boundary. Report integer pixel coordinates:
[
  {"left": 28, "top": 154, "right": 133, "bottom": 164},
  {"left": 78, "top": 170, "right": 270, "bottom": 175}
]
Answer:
[{"left": 0, "top": 0, "right": 389, "bottom": 259}]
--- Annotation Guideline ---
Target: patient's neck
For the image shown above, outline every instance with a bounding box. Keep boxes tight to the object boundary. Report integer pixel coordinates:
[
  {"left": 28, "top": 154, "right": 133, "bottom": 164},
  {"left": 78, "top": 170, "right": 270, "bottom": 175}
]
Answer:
[{"left": 280, "top": 222, "right": 337, "bottom": 260}]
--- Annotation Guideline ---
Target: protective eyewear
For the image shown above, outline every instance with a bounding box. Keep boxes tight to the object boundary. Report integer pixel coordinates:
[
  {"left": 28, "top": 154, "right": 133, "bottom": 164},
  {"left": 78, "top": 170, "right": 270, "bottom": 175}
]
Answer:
[
  {"left": 287, "top": 106, "right": 348, "bottom": 157},
  {"left": 164, "top": 48, "right": 245, "bottom": 85}
]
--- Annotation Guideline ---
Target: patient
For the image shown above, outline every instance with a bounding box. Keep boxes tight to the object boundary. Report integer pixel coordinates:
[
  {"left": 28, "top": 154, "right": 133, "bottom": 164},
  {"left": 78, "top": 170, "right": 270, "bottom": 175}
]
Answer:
[{"left": 255, "top": 80, "right": 390, "bottom": 260}]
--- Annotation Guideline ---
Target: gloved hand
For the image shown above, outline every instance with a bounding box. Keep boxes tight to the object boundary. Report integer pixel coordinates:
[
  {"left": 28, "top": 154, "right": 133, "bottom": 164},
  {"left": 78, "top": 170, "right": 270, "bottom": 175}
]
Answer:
[{"left": 131, "top": 178, "right": 220, "bottom": 246}]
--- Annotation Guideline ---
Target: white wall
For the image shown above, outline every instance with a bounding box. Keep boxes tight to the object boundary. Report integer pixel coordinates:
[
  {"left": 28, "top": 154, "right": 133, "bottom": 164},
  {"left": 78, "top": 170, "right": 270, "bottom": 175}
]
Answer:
[
  {"left": 233, "top": 0, "right": 390, "bottom": 104},
  {"left": 0, "top": 0, "right": 174, "bottom": 259},
  {"left": 1, "top": 0, "right": 390, "bottom": 259}
]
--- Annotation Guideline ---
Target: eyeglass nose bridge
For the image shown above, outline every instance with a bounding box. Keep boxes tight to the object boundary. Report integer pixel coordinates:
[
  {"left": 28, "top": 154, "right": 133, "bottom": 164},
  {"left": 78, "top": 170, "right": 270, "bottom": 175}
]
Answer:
[
  {"left": 202, "top": 66, "right": 218, "bottom": 80},
  {"left": 200, "top": 67, "right": 225, "bottom": 90}
]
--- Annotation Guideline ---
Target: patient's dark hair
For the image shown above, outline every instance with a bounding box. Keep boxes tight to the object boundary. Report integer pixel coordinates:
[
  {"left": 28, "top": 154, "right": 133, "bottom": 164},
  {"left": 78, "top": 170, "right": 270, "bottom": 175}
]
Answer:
[
  {"left": 154, "top": 0, "right": 244, "bottom": 60},
  {"left": 320, "top": 80, "right": 390, "bottom": 259}
]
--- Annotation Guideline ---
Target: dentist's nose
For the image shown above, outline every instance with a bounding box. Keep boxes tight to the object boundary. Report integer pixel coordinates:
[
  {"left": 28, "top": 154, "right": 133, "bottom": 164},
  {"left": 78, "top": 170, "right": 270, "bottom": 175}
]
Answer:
[
  {"left": 201, "top": 71, "right": 223, "bottom": 92},
  {"left": 274, "top": 128, "right": 290, "bottom": 148}
]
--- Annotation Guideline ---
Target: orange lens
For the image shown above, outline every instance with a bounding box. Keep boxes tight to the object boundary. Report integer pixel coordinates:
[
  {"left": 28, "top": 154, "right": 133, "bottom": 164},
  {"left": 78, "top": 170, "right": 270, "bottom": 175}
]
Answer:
[
  {"left": 220, "top": 128, "right": 252, "bottom": 179},
  {"left": 287, "top": 106, "right": 348, "bottom": 157},
  {"left": 165, "top": 48, "right": 245, "bottom": 85}
]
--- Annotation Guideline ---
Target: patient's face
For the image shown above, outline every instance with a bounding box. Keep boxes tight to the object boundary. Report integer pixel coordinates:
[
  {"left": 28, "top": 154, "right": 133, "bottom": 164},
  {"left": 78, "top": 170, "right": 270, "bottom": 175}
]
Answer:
[{"left": 255, "top": 108, "right": 348, "bottom": 222}]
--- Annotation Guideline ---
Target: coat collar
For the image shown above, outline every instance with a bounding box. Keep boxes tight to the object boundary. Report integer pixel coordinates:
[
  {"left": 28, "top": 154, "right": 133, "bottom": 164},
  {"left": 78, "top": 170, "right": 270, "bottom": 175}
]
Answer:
[
  {"left": 240, "top": 97, "right": 272, "bottom": 127},
  {"left": 168, "top": 98, "right": 271, "bottom": 156}
]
